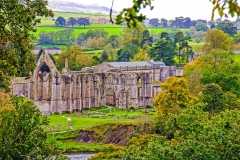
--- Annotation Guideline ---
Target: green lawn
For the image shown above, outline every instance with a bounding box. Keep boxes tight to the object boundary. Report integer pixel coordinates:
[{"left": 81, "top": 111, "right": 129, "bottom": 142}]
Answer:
[
  {"left": 233, "top": 54, "right": 240, "bottom": 62},
  {"left": 82, "top": 50, "right": 103, "bottom": 57},
  {"left": 33, "top": 25, "right": 179, "bottom": 39},
  {"left": 33, "top": 24, "right": 124, "bottom": 38},
  {"left": 47, "top": 106, "right": 156, "bottom": 131}
]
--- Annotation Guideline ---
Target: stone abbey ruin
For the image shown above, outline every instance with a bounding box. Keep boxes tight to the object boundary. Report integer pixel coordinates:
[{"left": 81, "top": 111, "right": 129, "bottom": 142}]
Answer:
[{"left": 11, "top": 52, "right": 183, "bottom": 115}]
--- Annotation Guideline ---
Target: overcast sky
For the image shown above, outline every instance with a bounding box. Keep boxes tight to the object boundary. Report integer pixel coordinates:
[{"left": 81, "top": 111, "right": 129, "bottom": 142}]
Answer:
[{"left": 50, "top": 0, "right": 236, "bottom": 21}]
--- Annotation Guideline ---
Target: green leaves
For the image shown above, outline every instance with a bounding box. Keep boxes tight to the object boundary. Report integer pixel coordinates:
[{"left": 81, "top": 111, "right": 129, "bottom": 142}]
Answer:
[
  {"left": 0, "top": 0, "right": 53, "bottom": 90},
  {"left": 113, "top": 0, "right": 154, "bottom": 28},
  {"left": 0, "top": 97, "right": 50, "bottom": 159},
  {"left": 210, "top": 0, "right": 240, "bottom": 20}
]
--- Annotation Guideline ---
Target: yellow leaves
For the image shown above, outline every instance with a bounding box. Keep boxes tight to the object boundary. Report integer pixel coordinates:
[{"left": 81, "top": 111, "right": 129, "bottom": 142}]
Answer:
[
  {"left": 0, "top": 90, "right": 14, "bottom": 118},
  {"left": 154, "top": 77, "right": 191, "bottom": 115},
  {"left": 85, "top": 37, "right": 105, "bottom": 48},
  {"left": 130, "top": 48, "right": 151, "bottom": 62},
  {"left": 56, "top": 46, "right": 96, "bottom": 71},
  {"left": 203, "top": 29, "right": 233, "bottom": 52}
]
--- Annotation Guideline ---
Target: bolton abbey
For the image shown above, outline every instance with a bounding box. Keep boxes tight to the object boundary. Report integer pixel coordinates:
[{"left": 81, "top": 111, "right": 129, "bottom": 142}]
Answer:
[{"left": 11, "top": 52, "right": 183, "bottom": 115}]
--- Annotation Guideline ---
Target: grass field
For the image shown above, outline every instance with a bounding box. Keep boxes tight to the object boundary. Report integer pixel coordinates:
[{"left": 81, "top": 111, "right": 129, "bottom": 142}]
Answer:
[
  {"left": 82, "top": 49, "right": 103, "bottom": 57},
  {"left": 33, "top": 24, "right": 125, "bottom": 38},
  {"left": 33, "top": 25, "right": 170, "bottom": 38},
  {"left": 233, "top": 54, "right": 240, "bottom": 62},
  {"left": 47, "top": 106, "right": 156, "bottom": 131}
]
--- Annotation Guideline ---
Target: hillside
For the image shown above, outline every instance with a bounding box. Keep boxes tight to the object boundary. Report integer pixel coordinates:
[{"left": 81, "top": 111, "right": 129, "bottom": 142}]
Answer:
[{"left": 47, "top": 1, "right": 118, "bottom": 15}]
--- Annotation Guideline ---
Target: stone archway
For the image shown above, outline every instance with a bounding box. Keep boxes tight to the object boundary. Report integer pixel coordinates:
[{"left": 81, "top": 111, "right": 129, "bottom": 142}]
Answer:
[
  {"left": 106, "top": 88, "right": 116, "bottom": 105},
  {"left": 36, "top": 63, "right": 52, "bottom": 100},
  {"left": 31, "top": 52, "right": 58, "bottom": 100}
]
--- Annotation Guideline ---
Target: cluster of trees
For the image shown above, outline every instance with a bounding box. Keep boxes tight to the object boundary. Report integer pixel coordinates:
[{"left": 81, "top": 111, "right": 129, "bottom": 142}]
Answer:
[
  {"left": 148, "top": 17, "right": 239, "bottom": 36},
  {"left": 55, "top": 16, "right": 90, "bottom": 28},
  {"left": 55, "top": 46, "right": 98, "bottom": 71},
  {"left": 90, "top": 107, "right": 240, "bottom": 159},
  {"left": 0, "top": 93, "right": 67, "bottom": 159},
  {"left": 1, "top": 0, "right": 240, "bottom": 158},
  {"left": 90, "top": 29, "right": 240, "bottom": 160},
  {"left": 39, "top": 29, "right": 74, "bottom": 45}
]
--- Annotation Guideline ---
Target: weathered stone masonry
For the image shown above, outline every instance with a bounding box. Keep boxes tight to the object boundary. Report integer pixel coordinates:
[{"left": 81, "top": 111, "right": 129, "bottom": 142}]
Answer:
[{"left": 11, "top": 52, "right": 183, "bottom": 115}]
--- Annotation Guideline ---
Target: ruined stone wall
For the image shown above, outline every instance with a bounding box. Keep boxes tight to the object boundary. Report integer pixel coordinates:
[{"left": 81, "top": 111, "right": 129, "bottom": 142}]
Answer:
[{"left": 11, "top": 52, "right": 184, "bottom": 114}]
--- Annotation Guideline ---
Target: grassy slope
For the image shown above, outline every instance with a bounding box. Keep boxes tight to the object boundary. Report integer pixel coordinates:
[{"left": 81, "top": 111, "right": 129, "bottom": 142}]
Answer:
[
  {"left": 48, "top": 106, "right": 155, "bottom": 130},
  {"left": 47, "top": 106, "right": 156, "bottom": 153}
]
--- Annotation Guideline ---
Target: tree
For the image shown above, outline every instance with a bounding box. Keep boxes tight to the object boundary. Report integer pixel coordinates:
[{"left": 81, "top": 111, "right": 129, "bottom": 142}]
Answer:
[
  {"left": 233, "top": 33, "right": 240, "bottom": 43},
  {"left": 184, "top": 49, "right": 240, "bottom": 96},
  {"left": 38, "top": 31, "right": 53, "bottom": 44},
  {"left": 91, "top": 106, "right": 240, "bottom": 159},
  {"left": 202, "top": 83, "right": 226, "bottom": 114},
  {"left": 149, "top": 38, "right": 175, "bottom": 66},
  {"left": 63, "top": 29, "right": 75, "bottom": 44},
  {"left": 185, "top": 27, "right": 206, "bottom": 44},
  {"left": 104, "top": 43, "right": 118, "bottom": 61},
  {"left": 110, "top": 0, "right": 240, "bottom": 28},
  {"left": 210, "top": 23, "right": 216, "bottom": 29},
  {"left": 0, "top": 89, "right": 14, "bottom": 114},
  {"left": 174, "top": 31, "right": 184, "bottom": 44},
  {"left": 81, "top": 29, "right": 109, "bottom": 40},
  {"left": 121, "top": 23, "right": 146, "bottom": 46},
  {"left": 160, "top": 18, "right": 168, "bottom": 27},
  {"left": 0, "top": 0, "right": 53, "bottom": 91},
  {"left": 149, "top": 18, "right": 159, "bottom": 27},
  {"left": 130, "top": 48, "right": 151, "bottom": 61},
  {"left": 178, "top": 36, "right": 193, "bottom": 63},
  {"left": 117, "top": 43, "right": 138, "bottom": 62},
  {"left": 56, "top": 46, "right": 96, "bottom": 71},
  {"left": 77, "top": 18, "right": 90, "bottom": 28},
  {"left": 85, "top": 37, "right": 105, "bottom": 49},
  {"left": 101, "top": 50, "right": 109, "bottom": 61},
  {"left": 140, "top": 30, "right": 153, "bottom": 47},
  {"left": 203, "top": 29, "right": 232, "bottom": 52},
  {"left": 106, "top": 34, "right": 122, "bottom": 49},
  {"left": 0, "top": 96, "right": 65, "bottom": 159},
  {"left": 216, "top": 22, "right": 238, "bottom": 36},
  {"left": 76, "top": 34, "right": 85, "bottom": 46},
  {"left": 154, "top": 77, "right": 191, "bottom": 115},
  {"left": 67, "top": 17, "right": 77, "bottom": 27},
  {"left": 195, "top": 22, "right": 209, "bottom": 31},
  {"left": 210, "top": 0, "right": 240, "bottom": 19},
  {"left": 55, "top": 16, "right": 66, "bottom": 26}
]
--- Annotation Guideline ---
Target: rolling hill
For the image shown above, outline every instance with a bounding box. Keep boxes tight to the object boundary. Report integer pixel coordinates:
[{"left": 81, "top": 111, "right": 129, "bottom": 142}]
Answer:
[{"left": 47, "top": 1, "right": 118, "bottom": 15}]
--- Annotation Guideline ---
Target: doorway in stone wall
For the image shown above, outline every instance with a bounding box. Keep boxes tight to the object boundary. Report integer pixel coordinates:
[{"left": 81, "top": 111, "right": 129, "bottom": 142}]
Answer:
[
  {"left": 106, "top": 88, "right": 116, "bottom": 105},
  {"left": 37, "top": 63, "right": 52, "bottom": 101}
]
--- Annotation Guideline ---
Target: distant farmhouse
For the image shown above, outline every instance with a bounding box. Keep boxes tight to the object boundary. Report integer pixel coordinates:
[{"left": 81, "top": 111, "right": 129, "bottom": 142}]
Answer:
[{"left": 11, "top": 52, "right": 183, "bottom": 115}]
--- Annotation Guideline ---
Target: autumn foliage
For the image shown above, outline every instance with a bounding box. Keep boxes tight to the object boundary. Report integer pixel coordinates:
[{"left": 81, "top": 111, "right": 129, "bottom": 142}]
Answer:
[{"left": 154, "top": 77, "right": 191, "bottom": 115}]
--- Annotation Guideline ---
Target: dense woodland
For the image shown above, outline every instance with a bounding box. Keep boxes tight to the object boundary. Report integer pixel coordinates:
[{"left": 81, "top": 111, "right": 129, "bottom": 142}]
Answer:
[{"left": 1, "top": 0, "right": 240, "bottom": 159}]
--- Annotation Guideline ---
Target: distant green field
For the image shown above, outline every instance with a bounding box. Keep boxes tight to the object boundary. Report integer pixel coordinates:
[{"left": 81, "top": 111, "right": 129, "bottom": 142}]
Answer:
[
  {"left": 33, "top": 25, "right": 170, "bottom": 40},
  {"left": 33, "top": 24, "right": 125, "bottom": 38},
  {"left": 83, "top": 50, "right": 103, "bottom": 57}
]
